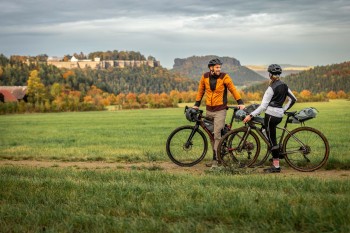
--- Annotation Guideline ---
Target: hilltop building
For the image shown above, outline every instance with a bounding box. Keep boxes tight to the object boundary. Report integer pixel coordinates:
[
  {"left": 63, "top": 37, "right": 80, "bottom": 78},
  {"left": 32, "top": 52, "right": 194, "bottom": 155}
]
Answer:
[{"left": 47, "top": 56, "right": 160, "bottom": 70}]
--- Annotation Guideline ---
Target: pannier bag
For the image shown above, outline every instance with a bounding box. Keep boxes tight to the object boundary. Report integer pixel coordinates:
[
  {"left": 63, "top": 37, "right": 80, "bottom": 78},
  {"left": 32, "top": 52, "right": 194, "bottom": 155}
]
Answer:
[
  {"left": 203, "top": 118, "right": 230, "bottom": 136},
  {"left": 243, "top": 104, "right": 264, "bottom": 124},
  {"left": 244, "top": 104, "right": 260, "bottom": 114},
  {"left": 203, "top": 119, "right": 214, "bottom": 132},
  {"left": 291, "top": 107, "right": 318, "bottom": 123},
  {"left": 235, "top": 109, "right": 247, "bottom": 122},
  {"left": 235, "top": 104, "right": 261, "bottom": 122}
]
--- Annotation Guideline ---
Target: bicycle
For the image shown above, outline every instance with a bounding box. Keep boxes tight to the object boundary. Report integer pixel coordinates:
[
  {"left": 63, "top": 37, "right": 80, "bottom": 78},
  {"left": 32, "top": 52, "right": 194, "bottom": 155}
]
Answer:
[
  {"left": 166, "top": 106, "right": 257, "bottom": 167},
  {"left": 217, "top": 109, "right": 330, "bottom": 172}
]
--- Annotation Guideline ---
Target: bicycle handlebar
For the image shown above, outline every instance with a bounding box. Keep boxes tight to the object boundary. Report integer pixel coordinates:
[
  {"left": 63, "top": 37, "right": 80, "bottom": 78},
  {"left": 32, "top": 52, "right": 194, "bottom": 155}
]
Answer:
[
  {"left": 186, "top": 105, "right": 239, "bottom": 113},
  {"left": 284, "top": 111, "right": 297, "bottom": 116},
  {"left": 226, "top": 106, "right": 239, "bottom": 110}
]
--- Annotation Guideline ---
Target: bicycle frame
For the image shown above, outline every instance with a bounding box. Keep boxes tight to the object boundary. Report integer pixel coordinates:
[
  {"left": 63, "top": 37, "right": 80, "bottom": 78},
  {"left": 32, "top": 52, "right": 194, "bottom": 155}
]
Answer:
[
  {"left": 185, "top": 106, "right": 239, "bottom": 148},
  {"left": 240, "top": 112, "right": 310, "bottom": 165}
]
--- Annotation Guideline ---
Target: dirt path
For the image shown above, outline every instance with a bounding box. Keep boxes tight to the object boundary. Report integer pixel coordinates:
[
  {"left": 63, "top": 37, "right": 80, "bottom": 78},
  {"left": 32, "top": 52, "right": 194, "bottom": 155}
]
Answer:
[{"left": 1, "top": 160, "right": 349, "bottom": 180}]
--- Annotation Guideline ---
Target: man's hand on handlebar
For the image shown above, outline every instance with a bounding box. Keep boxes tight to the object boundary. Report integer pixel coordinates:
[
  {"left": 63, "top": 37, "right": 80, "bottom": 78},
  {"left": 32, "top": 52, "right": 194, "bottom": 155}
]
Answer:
[
  {"left": 238, "top": 105, "right": 245, "bottom": 110},
  {"left": 192, "top": 106, "right": 199, "bottom": 110}
]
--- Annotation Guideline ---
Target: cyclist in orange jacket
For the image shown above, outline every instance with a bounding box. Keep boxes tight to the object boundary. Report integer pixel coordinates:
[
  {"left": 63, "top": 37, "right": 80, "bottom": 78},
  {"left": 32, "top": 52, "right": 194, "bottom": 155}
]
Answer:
[{"left": 193, "top": 58, "right": 245, "bottom": 167}]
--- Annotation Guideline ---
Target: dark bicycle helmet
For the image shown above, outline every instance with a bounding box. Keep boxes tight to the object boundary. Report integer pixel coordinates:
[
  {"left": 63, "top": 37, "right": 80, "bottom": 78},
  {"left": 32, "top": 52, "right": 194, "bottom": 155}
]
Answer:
[
  {"left": 267, "top": 64, "right": 282, "bottom": 75},
  {"left": 185, "top": 107, "right": 198, "bottom": 122},
  {"left": 208, "top": 58, "right": 223, "bottom": 68}
]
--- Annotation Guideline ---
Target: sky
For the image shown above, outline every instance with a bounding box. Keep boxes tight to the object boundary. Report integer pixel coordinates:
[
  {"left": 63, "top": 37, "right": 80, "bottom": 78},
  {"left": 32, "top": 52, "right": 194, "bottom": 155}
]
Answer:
[{"left": 0, "top": 0, "right": 349, "bottom": 69}]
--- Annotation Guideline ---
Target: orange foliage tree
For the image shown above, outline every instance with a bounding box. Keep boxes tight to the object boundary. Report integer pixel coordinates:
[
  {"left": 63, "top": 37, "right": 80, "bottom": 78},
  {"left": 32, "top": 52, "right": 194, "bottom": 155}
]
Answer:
[
  {"left": 300, "top": 90, "right": 312, "bottom": 98},
  {"left": 337, "top": 90, "right": 347, "bottom": 99},
  {"left": 62, "top": 70, "right": 75, "bottom": 79},
  {"left": 326, "top": 91, "right": 337, "bottom": 99}
]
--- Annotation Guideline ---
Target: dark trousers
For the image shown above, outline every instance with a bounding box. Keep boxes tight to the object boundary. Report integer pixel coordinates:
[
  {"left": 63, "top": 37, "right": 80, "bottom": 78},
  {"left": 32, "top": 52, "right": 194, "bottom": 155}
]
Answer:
[{"left": 264, "top": 114, "right": 283, "bottom": 159}]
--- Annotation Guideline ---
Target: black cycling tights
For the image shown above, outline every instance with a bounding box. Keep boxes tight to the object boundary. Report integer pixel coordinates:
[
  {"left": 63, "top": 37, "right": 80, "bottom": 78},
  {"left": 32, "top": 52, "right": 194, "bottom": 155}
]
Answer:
[{"left": 264, "top": 114, "right": 283, "bottom": 159}]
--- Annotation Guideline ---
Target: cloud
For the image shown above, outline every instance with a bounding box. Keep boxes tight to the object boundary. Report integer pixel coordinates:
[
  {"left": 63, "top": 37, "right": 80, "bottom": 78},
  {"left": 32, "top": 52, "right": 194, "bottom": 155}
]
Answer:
[{"left": 0, "top": 0, "right": 349, "bottom": 68}]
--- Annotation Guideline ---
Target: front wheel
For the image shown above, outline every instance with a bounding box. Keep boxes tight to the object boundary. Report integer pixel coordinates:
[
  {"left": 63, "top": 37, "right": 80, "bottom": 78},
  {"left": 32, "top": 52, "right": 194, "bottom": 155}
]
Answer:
[
  {"left": 217, "top": 127, "right": 260, "bottom": 167},
  {"left": 282, "top": 127, "right": 330, "bottom": 172},
  {"left": 166, "top": 126, "right": 208, "bottom": 167}
]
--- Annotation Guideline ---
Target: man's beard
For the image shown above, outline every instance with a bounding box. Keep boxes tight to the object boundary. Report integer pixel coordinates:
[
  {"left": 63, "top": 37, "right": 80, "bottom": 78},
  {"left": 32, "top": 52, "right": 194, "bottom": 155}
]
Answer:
[{"left": 211, "top": 70, "right": 221, "bottom": 76}]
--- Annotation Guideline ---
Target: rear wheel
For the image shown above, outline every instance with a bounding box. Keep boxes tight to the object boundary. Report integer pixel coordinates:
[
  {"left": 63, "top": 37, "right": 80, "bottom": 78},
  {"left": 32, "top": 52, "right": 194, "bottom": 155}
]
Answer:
[
  {"left": 217, "top": 127, "right": 260, "bottom": 167},
  {"left": 166, "top": 126, "right": 208, "bottom": 167},
  {"left": 282, "top": 127, "right": 329, "bottom": 172}
]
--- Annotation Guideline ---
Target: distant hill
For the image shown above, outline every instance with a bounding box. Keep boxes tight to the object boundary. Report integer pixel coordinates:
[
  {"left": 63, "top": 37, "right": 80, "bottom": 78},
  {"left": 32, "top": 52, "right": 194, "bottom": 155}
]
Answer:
[
  {"left": 244, "top": 61, "right": 350, "bottom": 93},
  {"left": 170, "top": 55, "right": 266, "bottom": 87},
  {"left": 245, "top": 64, "right": 313, "bottom": 79}
]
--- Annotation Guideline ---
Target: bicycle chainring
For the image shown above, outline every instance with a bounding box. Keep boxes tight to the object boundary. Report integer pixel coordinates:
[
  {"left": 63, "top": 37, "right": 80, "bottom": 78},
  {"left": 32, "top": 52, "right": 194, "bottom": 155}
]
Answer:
[{"left": 243, "top": 141, "right": 255, "bottom": 151}]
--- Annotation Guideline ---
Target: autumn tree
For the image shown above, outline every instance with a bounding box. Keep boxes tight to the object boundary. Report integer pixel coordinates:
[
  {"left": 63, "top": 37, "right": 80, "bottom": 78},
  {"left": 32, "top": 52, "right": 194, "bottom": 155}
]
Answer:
[
  {"left": 62, "top": 70, "right": 75, "bottom": 79},
  {"left": 137, "top": 93, "right": 148, "bottom": 106},
  {"left": 337, "top": 90, "right": 347, "bottom": 99},
  {"left": 300, "top": 90, "right": 312, "bottom": 99},
  {"left": 116, "top": 93, "right": 125, "bottom": 106},
  {"left": 107, "top": 93, "right": 117, "bottom": 105},
  {"left": 27, "top": 70, "right": 47, "bottom": 105},
  {"left": 327, "top": 91, "right": 337, "bottom": 99},
  {"left": 50, "top": 83, "right": 62, "bottom": 100}
]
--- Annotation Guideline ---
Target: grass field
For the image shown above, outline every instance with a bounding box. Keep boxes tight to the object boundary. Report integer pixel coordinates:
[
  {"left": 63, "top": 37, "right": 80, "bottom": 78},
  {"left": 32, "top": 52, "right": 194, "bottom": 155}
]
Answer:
[
  {"left": 1, "top": 100, "right": 350, "bottom": 232},
  {"left": 1, "top": 100, "right": 350, "bottom": 167},
  {"left": 1, "top": 166, "right": 349, "bottom": 232}
]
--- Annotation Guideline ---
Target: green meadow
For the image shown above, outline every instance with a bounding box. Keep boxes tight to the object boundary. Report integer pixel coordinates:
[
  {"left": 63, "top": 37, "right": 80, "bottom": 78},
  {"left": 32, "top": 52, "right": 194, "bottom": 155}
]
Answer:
[
  {"left": 1, "top": 166, "right": 349, "bottom": 233},
  {"left": 1, "top": 100, "right": 350, "bottom": 167},
  {"left": 1, "top": 100, "right": 350, "bottom": 232}
]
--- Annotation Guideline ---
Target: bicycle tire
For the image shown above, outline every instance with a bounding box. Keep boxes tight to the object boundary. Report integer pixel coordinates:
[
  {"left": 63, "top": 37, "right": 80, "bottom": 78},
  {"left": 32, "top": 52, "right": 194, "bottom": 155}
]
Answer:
[
  {"left": 282, "top": 126, "right": 329, "bottom": 172},
  {"left": 166, "top": 125, "right": 208, "bottom": 167},
  {"left": 217, "top": 127, "right": 260, "bottom": 167}
]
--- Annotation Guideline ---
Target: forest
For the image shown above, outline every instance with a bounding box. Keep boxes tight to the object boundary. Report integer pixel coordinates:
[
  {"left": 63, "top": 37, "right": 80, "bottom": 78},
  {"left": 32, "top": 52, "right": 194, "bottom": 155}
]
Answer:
[
  {"left": 245, "top": 61, "right": 350, "bottom": 94},
  {"left": 0, "top": 53, "right": 349, "bottom": 114},
  {"left": 0, "top": 53, "right": 198, "bottom": 95}
]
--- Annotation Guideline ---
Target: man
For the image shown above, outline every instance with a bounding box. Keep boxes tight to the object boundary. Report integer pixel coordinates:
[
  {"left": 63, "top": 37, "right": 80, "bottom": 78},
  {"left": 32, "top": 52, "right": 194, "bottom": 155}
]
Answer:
[{"left": 193, "top": 58, "right": 245, "bottom": 167}]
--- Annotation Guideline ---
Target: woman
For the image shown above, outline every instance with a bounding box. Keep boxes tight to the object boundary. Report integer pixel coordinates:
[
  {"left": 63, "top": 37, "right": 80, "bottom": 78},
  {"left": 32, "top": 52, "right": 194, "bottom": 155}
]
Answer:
[{"left": 243, "top": 64, "right": 297, "bottom": 173}]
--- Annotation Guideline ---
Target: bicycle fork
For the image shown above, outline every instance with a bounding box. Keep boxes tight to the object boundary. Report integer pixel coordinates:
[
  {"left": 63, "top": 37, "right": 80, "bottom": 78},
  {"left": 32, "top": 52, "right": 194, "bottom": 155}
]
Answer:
[{"left": 184, "top": 124, "right": 200, "bottom": 149}]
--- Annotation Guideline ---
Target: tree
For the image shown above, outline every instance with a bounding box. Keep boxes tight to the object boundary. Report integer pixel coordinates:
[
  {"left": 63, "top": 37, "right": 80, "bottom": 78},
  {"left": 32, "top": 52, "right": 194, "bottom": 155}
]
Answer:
[
  {"left": 337, "top": 90, "right": 347, "bottom": 99},
  {"left": 300, "top": 90, "right": 312, "bottom": 99},
  {"left": 0, "top": 54, "right": 9, "bottom": 66},
  {"left": 327, "top": 91, "right": 337, "bottom": 99},
  {"left": 27, "top": 70, "right": 47, "bottom": 105},
  {"left": 50, "top": 83, "right": 62, "bottom": 99},
  {"left": 137, "top": 93, "right": 148, "bottom": 105},
  {"left": 62, "top": 70, "right": 75, "bottom": 79},
  {"left": 126, "top": 93, "right": 137, "bottom": 104}
]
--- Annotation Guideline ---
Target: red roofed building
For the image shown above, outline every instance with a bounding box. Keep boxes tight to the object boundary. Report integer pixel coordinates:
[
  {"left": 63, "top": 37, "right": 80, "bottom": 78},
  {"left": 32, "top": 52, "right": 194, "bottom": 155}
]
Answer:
[{"left": 0, "top": 86, "right": 27, "bottom": 103}]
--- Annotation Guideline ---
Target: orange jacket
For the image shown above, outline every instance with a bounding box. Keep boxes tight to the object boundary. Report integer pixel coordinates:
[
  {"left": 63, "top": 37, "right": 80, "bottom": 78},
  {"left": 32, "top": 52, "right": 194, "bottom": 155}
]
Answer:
[{"left": 195, "top": 72, "right": 243, "bottom": 111}]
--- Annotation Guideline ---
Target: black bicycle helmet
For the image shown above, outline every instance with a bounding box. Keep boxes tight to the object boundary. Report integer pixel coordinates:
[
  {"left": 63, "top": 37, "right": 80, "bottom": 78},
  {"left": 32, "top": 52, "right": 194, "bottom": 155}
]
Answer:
[
  {"left": 208, "top": 58, "right": 223, "bottom": 68},
  {"left": 185, "top": 107, "right": 198, "bottom": 122},
  {"left": 267, "top": 64, "right": 282, "bottom": 75}
]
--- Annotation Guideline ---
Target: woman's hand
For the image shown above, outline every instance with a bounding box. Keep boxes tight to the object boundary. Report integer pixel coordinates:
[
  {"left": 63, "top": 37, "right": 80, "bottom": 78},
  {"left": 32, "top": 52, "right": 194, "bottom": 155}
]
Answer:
[{"left": 243, "top": 115, "right": 252, "bottom": 123}]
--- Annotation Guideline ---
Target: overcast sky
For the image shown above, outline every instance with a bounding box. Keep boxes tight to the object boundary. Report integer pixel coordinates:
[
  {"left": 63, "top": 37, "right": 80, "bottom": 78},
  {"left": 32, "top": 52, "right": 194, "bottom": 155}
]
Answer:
[{"left": 0, "top": 0, "right": 349, "bottom": 68}]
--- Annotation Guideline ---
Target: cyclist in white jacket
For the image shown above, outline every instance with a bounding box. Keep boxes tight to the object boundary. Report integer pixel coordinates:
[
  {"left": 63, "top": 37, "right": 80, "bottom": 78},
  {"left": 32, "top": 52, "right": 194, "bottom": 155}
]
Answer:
[{"left": 243, "top": 64, "right": 297, "bottom": 173}]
